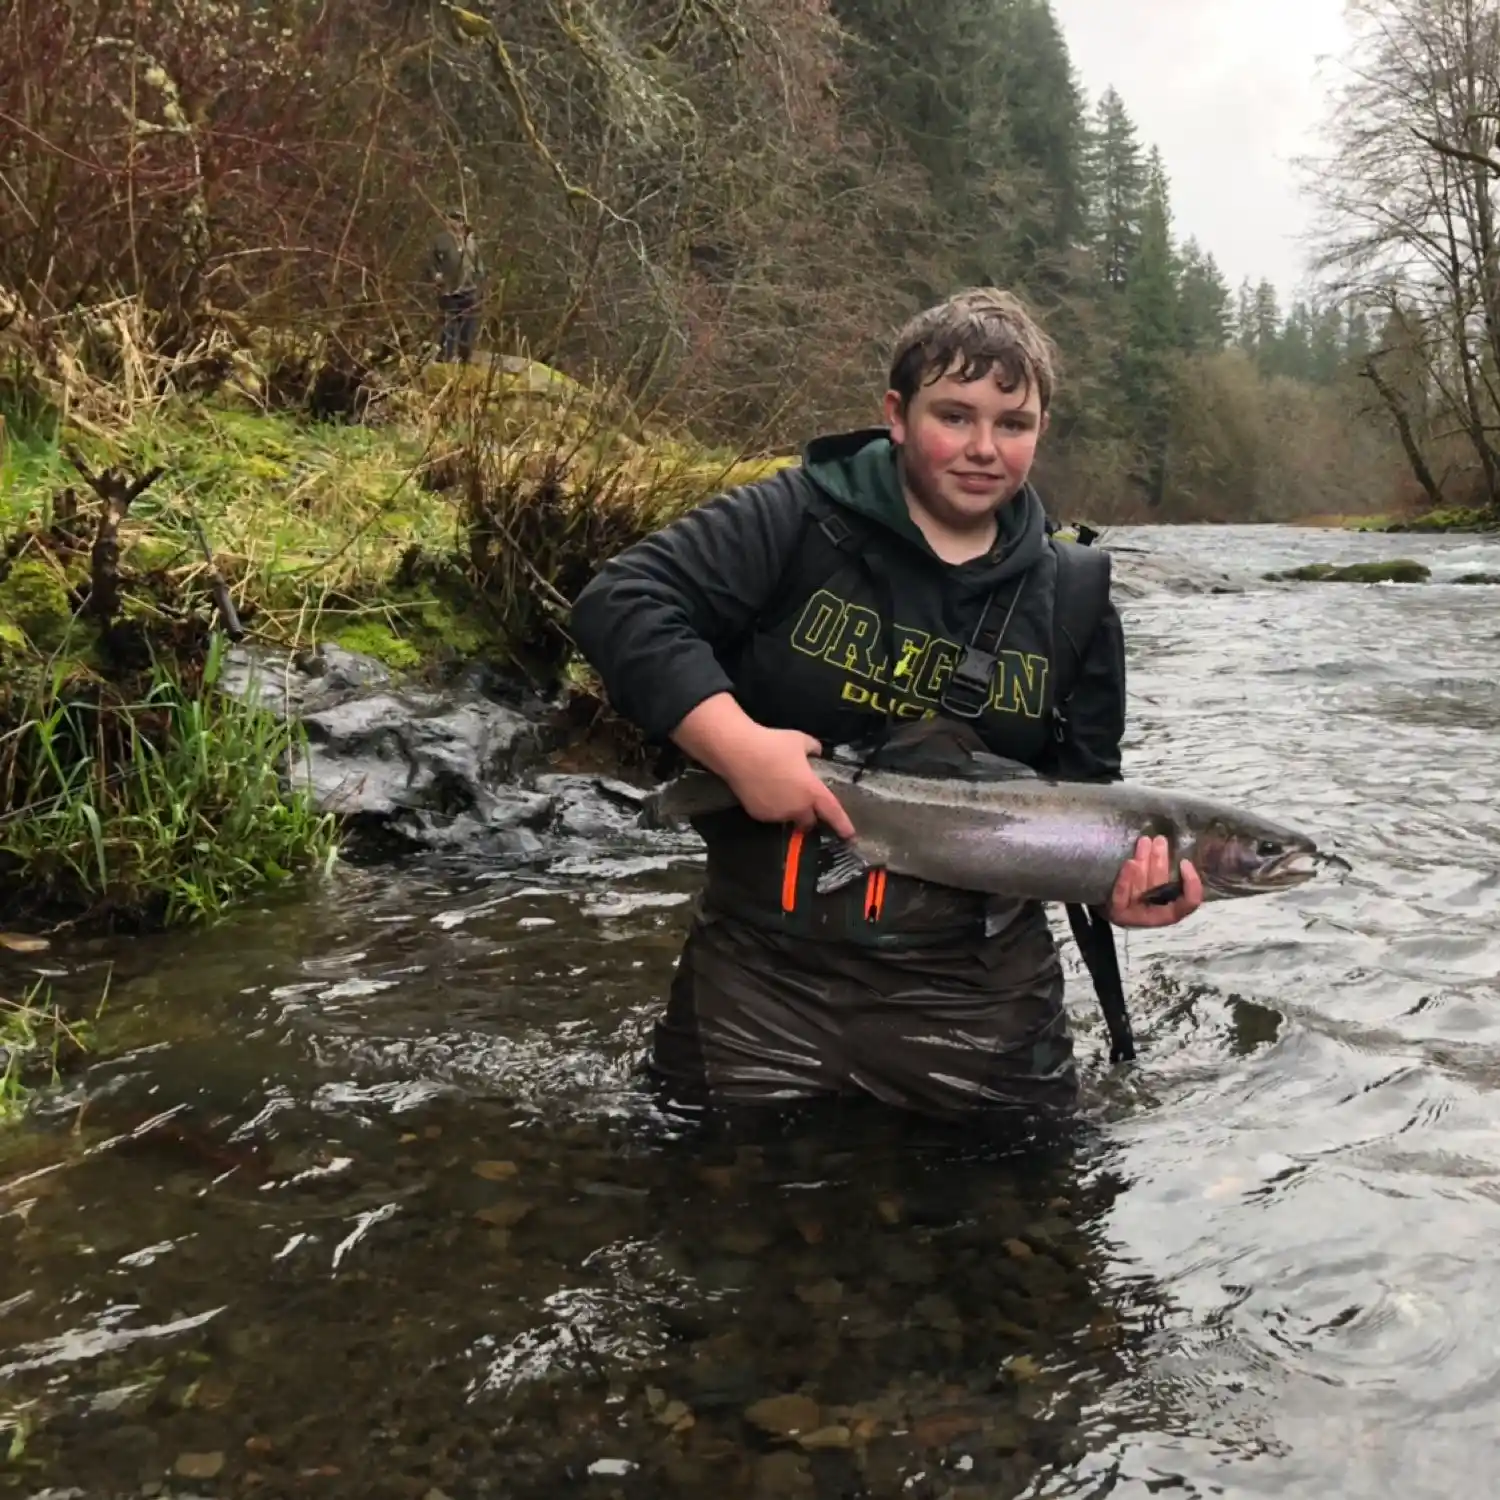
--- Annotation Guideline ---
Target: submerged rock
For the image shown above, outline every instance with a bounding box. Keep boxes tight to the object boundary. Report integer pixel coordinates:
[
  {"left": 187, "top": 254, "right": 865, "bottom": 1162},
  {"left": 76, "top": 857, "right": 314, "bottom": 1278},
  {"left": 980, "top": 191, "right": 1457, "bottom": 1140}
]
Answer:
[
  {"left": 1100, "top": 545, "right": 1249, "bottom": 599},
  {"left": 1265, "top": 559, "right": 1431, "bottom": 584}
]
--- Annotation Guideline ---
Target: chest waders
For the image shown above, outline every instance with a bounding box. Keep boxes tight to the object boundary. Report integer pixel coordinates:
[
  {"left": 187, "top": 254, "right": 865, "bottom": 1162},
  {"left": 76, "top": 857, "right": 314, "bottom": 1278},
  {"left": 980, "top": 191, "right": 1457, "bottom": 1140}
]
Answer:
[{"left": 750, "top": 491, "right": 1137, "bottom": 1066}]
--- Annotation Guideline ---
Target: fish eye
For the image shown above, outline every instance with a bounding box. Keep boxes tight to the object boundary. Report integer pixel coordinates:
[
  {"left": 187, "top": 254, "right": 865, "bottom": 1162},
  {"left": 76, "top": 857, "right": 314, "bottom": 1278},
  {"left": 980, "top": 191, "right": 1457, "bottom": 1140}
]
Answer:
[{"left": 1256, "top": 839, "right": 1284, "bottom": 857}]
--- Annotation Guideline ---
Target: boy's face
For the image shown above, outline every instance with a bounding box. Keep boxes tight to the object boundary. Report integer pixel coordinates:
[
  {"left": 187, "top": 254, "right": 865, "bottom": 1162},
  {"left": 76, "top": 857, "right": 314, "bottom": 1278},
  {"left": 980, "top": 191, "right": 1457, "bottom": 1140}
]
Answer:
[{"left": 882, "top": 361, "right": 1048, "bottom": 531}]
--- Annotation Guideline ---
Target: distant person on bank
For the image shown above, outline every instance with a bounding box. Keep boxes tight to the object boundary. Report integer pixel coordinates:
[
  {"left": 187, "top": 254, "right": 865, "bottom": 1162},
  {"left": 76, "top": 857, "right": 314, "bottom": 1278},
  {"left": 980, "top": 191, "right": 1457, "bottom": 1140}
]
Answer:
[
  {"left": 429, "top": 206, "right": 484, "bottom": 365},
  {"left": 570, "top": 287, "right": 1204, "bottom": 1121}
]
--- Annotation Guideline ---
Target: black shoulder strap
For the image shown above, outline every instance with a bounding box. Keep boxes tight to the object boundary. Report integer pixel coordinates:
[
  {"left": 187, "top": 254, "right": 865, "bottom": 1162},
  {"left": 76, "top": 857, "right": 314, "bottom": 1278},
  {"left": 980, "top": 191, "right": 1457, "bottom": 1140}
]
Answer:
[
  {"left": 756, "top": 475, "right": 875, "bottom": 632},
  {"left": 1051, "top": 531, "right": 1136, "bottom": 1066},
  {"left": 1049, "top": 537, "right": 1112, "bottom": 714}
]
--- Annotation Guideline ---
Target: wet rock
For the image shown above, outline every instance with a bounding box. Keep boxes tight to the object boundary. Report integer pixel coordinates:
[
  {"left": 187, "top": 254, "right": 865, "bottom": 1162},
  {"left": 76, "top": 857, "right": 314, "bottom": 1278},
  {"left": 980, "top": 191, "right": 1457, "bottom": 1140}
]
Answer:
[
  {"left": 714, "top": 1226, "right": 775, "bottom": 1256},
  {"left": 754, "top": 1451, "right": 814, "bottom": 1497},
  {"left": 745, "top": 1392, "right": 822, "bottom": 1437},
  {"left": 221, "top": 643, "right": 576, "bottom": 855},
  {"left": 1265, "top": 558, "right": 1430, "bottom": 584},
  {"left": 912, "top": 1293, "right": 962, "bottom": 1334},
  {"left": 173, "top": 1450, "right": 226, "bottom": 1479},
  {"left": 1106, "top": 546, "right": 1250, "bottom": 598},
  {"left": 795, "top": 1277, "right": 843, "bottom": 1307},
  {"left": 796, "top": 1424, "right": 852, "bottom": 1450},
  {"left": 89, "top": 1422, "right": 159, "bottom": 1480},
  {"left": 473, "top": 1160, "right": 520, "bottom": 1182},
  {"left": 295, "top": 688, "right": 549, "bottom": 845},
  {"left": 474, "top": 1200, "right": 533, "bottom": 1229}
]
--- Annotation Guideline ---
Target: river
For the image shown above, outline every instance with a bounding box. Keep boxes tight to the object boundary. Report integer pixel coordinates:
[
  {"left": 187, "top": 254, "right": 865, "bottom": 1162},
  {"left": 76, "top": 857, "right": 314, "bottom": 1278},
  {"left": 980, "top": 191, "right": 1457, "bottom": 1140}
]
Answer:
[{"left": 2, "top": 524, "right": 1498, "bottom": 1499}]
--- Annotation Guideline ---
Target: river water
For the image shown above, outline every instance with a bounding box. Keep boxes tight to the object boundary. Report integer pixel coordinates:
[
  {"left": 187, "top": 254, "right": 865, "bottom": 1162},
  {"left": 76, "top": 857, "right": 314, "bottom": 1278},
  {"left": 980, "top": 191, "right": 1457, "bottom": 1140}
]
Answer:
[{"left": 2, "top": 525, "right": 1498, "bottom": 1499}]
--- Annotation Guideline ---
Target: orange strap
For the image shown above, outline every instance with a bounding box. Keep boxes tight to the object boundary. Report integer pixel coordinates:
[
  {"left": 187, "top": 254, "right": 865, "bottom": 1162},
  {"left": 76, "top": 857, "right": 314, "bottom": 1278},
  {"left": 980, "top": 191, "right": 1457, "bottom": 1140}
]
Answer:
[
  {"left": 781, "top": 826, "right": 806, "bottom": 913},
  {"left": 863, "top": 868, "right": 887, "bottom": 922}
]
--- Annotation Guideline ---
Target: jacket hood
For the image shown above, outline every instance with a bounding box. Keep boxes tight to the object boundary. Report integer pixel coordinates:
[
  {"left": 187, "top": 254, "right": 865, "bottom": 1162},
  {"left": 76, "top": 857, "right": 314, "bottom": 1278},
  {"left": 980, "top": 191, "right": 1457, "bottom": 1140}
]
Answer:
[{"left": 800, "top": 426, "right": 1048, "bottom": 588}]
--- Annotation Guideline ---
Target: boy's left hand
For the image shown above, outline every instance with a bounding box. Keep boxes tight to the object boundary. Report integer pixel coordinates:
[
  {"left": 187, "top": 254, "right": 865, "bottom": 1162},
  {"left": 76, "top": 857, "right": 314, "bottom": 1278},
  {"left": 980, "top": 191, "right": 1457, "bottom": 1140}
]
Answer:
[{"left": 1107, "top": 835, "right": 1204, "bottom": 928}]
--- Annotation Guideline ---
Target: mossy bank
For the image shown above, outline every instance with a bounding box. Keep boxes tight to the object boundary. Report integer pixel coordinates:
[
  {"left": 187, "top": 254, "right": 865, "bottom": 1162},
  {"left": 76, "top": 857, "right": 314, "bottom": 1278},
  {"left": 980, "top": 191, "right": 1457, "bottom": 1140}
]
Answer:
[{"left": 0, "top": 365, "right": 793, "bottom": 935}]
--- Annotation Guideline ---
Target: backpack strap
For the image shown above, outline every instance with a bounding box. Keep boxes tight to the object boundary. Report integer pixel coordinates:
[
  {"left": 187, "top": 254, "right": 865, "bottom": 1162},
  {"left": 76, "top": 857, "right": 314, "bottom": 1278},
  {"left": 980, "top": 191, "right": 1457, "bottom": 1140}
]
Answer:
[
  {"left": 1050, "top": 532, "right": 1137, "bottom": 1066},
  {"left": 1048, "top": 536, "right": 1113, "bottom": 731},
  {"left": 755, "top": 473, "right": 876, "bottom": 632}
]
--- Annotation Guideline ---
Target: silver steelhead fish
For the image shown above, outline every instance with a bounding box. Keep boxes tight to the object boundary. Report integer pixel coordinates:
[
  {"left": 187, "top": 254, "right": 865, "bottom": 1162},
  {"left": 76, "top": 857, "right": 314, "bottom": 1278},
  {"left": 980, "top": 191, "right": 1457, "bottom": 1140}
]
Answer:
[{"left": 642, "top": 753, "right": 1345, "bottom": 906}]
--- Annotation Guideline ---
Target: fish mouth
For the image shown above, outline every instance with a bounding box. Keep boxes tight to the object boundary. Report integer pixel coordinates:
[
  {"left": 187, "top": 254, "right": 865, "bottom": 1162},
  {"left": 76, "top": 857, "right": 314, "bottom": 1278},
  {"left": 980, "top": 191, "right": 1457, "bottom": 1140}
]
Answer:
[
  {"left": 1256, "top": 848, "right": 1351, "bottom": 890},
  {"left": 1204, "top": 846, "right": 1351, "bottom": 897}
]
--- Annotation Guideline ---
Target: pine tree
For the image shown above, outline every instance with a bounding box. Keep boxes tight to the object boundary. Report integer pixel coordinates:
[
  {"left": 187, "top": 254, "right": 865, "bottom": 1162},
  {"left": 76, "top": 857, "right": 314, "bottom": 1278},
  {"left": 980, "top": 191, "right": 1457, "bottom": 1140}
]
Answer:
[
  {"left": 1083, "top": 86, "right": 1147, "bottom": 289},
  {"left": 1308, "top": 302, "right": 1346, "bottom": 385},
  {"left": 1122, "top": 147, "right": 1179, "bottom": 505},
  {"left": 1251, "top": 279, "right": 1282, "bottom": 370},
  {"left": 1176, "top": 239, "right": 1232, "bottom": 352}
]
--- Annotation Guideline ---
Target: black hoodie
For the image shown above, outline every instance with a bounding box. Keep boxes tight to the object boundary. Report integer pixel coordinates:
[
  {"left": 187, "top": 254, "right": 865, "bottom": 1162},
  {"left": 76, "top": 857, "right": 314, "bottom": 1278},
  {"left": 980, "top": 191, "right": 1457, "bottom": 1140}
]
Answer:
[{"left": 570, "top": 427, "right": 1125, "bottom": 782}]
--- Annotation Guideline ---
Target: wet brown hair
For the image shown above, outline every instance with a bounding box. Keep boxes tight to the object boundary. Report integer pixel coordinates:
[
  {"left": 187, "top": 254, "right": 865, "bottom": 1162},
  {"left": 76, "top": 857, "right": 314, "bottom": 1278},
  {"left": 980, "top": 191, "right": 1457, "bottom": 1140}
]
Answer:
[{"left": 886, "top": 287, "right": 1058, "bottom": 414}]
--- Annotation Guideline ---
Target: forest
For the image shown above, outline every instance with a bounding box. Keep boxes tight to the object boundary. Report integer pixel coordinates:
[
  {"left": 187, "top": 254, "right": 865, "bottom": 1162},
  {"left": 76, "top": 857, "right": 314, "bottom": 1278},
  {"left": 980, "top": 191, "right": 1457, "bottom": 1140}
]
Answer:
[{"left": 11, "top": 0, "right": 1494, "bottom": 526}]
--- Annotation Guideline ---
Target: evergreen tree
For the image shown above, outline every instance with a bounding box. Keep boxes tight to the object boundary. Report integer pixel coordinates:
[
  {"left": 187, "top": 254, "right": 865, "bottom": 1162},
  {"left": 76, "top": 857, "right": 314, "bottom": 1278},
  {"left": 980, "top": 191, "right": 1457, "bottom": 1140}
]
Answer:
[
  {"left": 1251, "top": 279, "right": 1282, "bottom": 369},
  {"left": 1083, "top": 86, "right": 1147, "bottom": 289},
  {"left": 1234, "top": 279, "right": 1258, "bottom": 354},
  {"left": 1275, "top": 301, "right": 1314, "bottom": 381},
  {"left": 1176, "top": 239, "right": 1232, "bottom": 352},
  {"left": 1122, "top": 147, "right": 1179, "bottom": 505},
  {"left": 1308, "top": 302, "right": 1347, "bottom": 385}
]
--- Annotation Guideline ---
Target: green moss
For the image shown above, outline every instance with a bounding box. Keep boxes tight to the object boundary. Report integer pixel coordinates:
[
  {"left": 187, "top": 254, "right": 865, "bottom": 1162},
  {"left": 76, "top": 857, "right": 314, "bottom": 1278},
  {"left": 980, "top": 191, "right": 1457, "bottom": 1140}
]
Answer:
[
  {"left": 1387, "top": 507, "right": 1499, "bottom": 534},
  {"left": 1266, "top": 559, "right": 1431, "bottom": 584},
  {"left": 123, "top": 534, "right": 190, "bottom": 572},
  {"left": 332, "top": 622, "right": 423, "bottom": 670},
  {"left": 1456, "top": 572, "right": 1500, "bottom": 585},
  {"left": 0, "top": 558, "right": 82, "bottom": 651}
]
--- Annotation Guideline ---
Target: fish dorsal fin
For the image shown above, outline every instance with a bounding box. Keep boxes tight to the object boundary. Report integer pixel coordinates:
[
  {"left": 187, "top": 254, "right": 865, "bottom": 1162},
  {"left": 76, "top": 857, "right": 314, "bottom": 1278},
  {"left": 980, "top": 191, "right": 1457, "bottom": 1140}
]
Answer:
[
  {"left": 961, "top": 751, "right": 1039, "bottom": 783},
  {"left": 839, "top": 717, "right": 1038, "bottom": 783}
]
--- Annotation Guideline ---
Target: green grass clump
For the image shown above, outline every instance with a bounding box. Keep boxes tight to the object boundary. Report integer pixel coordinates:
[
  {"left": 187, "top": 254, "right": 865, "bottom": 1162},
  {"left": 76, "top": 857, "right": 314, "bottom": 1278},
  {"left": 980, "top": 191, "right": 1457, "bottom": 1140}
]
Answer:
[
  {"left": 0, "top": 974, "right": 100, "bottom": 1126},
  {"left": 0, "top": 635, "right": 339, "bottom": 928}
]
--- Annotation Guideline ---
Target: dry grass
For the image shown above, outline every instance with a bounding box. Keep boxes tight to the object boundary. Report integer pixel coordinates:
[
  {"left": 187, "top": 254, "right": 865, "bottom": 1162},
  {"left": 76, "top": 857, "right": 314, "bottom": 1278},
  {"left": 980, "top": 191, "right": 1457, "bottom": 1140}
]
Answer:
[{"left": 2, "top": 296, "right": 796, "bottom": 672}]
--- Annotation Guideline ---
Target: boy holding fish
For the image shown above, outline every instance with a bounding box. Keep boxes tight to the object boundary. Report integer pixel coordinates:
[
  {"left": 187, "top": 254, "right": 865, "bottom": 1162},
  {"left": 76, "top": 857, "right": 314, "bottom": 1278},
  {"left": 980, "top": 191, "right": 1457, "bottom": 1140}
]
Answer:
[{"left": 571, "top": 288, "right": 1203, "bottom": 1119}]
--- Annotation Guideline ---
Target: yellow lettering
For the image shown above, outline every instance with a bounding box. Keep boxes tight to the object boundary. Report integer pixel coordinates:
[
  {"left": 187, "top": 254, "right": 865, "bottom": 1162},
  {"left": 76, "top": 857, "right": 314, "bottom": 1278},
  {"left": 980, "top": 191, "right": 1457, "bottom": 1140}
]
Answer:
[
  {"left": 912, "top": 639, "right": 960, "bottom": 702},
  {"left": 791, "top": 591, "right": 846, "bottom": 658},
  {"left": 838, "top": 682, "right": 934, "bottom": 719},
  {"left": 886, "top": 627, "right": 929, "bottom": 688},
  {"left": 992, "top": 651, "right": 1048, "bottom": 719},
  {"left": 822, "top": 604, "right": 884, "bottom": 680}
]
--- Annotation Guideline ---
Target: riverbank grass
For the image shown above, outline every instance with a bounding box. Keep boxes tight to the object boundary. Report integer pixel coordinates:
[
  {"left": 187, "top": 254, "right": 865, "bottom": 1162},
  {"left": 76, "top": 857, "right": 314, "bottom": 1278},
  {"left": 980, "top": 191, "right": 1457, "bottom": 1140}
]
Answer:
[
  {"left": 0, "top": 974, "right": 97, "bottom": 1124},
  {"left": 0, "top": 367, "right": 793, "bottom": 931}
]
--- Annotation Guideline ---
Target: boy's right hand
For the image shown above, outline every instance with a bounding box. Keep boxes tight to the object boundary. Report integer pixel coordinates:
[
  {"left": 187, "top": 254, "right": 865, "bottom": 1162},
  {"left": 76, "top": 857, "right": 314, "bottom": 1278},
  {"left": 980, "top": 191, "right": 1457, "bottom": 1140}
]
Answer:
[{"left": 721, "top": 726, "right": 855, "bottom": 840}]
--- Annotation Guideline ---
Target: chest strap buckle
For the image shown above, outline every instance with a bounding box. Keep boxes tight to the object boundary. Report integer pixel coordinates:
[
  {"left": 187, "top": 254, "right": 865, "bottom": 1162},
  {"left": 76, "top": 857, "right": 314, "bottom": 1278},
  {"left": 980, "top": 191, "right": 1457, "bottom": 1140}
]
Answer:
[{"left": 939, "top": 646, "right": 996, "bottom": 719}]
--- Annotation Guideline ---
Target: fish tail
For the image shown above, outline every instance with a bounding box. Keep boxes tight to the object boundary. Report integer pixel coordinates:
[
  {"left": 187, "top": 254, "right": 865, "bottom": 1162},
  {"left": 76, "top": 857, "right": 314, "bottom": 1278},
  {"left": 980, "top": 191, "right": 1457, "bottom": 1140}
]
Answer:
[{"left": 639, "top": 768, "right": 742, "bottom": 827}]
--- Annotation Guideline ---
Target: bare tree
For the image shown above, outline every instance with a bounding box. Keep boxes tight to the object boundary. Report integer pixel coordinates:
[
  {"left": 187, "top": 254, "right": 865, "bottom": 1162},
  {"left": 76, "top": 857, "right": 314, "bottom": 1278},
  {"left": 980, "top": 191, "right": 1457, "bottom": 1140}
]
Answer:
[{"left": 1306, "top": 0, "right": 1500, "bottom": 510}]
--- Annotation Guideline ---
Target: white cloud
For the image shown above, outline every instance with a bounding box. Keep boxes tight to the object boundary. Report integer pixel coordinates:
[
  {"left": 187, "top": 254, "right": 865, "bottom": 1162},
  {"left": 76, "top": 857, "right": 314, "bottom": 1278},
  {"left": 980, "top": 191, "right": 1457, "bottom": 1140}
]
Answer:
[{"left": 1052, "top": 0, "right": 1353, "bottom": 301}]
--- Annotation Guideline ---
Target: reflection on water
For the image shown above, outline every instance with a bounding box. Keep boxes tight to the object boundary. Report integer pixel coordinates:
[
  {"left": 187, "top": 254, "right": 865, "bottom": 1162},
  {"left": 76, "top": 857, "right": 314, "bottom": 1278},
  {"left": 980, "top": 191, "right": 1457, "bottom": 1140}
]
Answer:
[{"left": 3, "top": 524, "right": 1500, "bottom": 1497}]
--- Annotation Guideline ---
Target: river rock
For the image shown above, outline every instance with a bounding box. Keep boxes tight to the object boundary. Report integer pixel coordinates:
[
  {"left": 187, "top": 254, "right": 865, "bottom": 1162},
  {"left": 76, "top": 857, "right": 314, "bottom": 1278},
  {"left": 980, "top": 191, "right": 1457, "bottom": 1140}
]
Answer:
[
  {"left": 1104, "top": 545, "right": 1250, "bottom": 599},
  {"left": 219, "top": 644, "right": 649, "bottom": 855},
  {"left": 745, "top": 1392, "right": 823, "bottom": 1437},
  {"left": 1264, "top": 558, "right": 1431, "bottom": 584}
]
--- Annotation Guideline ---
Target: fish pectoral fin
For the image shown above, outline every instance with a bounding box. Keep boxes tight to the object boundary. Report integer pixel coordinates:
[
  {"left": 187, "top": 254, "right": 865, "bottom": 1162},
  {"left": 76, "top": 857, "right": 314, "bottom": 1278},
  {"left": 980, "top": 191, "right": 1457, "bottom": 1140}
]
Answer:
[
  {"left": 815, "top": 837, "right": 871, "bottom": 895},
  {"left": 1143, "top": 878, "right": 1184, "bottom": 906}
]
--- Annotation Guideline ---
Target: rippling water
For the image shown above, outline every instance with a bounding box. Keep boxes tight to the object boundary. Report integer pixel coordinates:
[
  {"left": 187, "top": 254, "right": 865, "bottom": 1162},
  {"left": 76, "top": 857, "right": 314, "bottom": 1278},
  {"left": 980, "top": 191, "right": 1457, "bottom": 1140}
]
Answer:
[{"left": 2, "top": 525, "right": 1498, "bottom": 1498}]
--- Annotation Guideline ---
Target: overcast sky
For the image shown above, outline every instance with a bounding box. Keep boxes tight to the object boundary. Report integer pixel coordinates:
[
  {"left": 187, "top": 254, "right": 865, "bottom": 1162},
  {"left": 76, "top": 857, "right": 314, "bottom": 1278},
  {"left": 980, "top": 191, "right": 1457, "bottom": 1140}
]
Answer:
[{"left": 1051, "top": 0, "right": 1354, "bottom": 301}]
